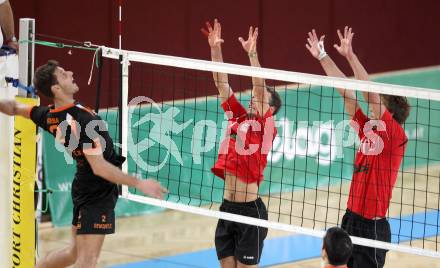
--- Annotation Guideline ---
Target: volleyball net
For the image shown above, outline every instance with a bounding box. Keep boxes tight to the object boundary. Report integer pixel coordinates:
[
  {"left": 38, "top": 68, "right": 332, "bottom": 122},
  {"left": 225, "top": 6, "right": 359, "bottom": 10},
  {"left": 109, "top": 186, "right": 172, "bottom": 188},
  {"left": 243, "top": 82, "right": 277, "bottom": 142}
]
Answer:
[{"left": 97, "top": 46, "right": 440, "bottom": 258}]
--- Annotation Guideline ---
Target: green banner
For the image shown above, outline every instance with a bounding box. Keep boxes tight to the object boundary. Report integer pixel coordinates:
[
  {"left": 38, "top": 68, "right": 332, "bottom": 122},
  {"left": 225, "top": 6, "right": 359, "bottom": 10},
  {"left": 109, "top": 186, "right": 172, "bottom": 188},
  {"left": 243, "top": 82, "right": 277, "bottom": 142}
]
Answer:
[{"left": 43, "top": 68, "right": 440, "bottom": 227}]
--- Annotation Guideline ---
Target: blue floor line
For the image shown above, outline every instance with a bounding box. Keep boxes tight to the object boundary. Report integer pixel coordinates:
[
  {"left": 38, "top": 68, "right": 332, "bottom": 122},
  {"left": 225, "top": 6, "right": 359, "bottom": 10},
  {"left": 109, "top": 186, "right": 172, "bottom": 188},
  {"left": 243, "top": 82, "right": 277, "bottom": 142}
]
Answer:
[{"left": 109, "top": 210, "right": 439, "bottom": 268}]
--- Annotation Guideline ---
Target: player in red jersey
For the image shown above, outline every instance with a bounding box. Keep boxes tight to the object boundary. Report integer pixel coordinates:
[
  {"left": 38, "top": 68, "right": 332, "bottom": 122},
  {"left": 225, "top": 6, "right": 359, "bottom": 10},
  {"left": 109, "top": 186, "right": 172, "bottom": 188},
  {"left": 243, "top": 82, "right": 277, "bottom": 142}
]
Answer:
[
  {"left": 306, "top": 27, "right": 410, "bottom": 268},
  {"left": 201, "top": 19, "right": 281, "bottom": 267}
]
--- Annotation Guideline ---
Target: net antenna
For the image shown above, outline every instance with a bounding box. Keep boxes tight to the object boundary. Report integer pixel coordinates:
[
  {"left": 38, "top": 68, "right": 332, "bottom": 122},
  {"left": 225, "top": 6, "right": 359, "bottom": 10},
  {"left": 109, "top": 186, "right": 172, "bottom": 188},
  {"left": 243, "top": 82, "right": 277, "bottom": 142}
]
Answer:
[
  {"left": 94, "top": 48, "right": 104, "bottom": 113},
  {"left": 101, "top": 45, "right": 440, "bottom": 259},
  {"left": 118, "top": 0, "right": 123, "bottom": 50},
  {"left": 120, "top": 52, "right": 130, "bottom": 197}
]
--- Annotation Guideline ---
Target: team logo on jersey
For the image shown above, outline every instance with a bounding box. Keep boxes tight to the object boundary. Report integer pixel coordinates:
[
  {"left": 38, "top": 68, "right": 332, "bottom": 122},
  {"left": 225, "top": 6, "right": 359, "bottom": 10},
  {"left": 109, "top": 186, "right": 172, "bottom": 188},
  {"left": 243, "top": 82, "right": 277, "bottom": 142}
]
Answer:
[
  {"left": 243, "top": 255, "right": 255, "bottom": 260},
  {"left": 76, "top": 212, "right": 82, "bottom": 229},
  {"left": 353, "top": 163, "right": 369, "bottom": 173},
  {"left": 94, "top": 214, "right": 113, "bottom": 230}
]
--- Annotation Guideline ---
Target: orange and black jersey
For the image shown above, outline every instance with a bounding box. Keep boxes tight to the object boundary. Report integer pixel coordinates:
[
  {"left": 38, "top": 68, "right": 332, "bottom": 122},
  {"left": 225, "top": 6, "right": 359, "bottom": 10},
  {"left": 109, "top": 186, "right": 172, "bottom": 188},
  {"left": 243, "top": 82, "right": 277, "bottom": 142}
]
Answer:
[{"left": 30, "top": 102, "right": 123, "bottom": 208}]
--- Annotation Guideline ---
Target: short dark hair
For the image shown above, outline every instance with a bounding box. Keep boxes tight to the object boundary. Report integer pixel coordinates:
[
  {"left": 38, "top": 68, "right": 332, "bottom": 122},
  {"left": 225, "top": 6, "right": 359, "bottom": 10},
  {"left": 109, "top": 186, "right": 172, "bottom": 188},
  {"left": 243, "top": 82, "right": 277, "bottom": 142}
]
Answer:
[
  {"left": 267, "top": 86, "right": 281, "bottom": 115},
  {"left": 381, "top": 94, "right": 410, "bottom": 124},
  {"left": 33, "top": 60, "right": 59, "bottom": 98},
  {"left": 323, "top": 227, "right": 353, "bottom": 266}
]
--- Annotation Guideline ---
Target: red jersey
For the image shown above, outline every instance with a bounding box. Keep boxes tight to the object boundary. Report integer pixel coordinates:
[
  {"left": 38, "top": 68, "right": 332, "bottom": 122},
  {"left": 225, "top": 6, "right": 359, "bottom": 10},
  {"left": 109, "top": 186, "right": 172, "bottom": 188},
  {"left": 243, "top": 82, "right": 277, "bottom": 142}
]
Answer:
[
  {"left": 348, "top": 108, "right": 407, "bottom": 219},
  {"left": 211, "top": 94, "right": 277, "bottom": 185}
]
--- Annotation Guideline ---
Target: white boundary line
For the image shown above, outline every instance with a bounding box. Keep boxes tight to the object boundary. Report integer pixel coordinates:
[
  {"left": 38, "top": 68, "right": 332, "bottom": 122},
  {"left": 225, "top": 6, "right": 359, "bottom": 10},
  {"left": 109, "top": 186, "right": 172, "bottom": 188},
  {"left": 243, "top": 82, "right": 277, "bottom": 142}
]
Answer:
[{"left": 100, "top": 46, "right": 440, "bottom": 101}]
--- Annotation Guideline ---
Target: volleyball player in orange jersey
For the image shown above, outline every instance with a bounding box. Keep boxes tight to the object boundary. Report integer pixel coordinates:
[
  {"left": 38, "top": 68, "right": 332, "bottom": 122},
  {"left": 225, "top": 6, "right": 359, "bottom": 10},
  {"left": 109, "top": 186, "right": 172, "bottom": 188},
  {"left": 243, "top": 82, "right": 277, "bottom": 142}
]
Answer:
[{"left": 0, "top": 60, "right": 167, "bottom": 268}]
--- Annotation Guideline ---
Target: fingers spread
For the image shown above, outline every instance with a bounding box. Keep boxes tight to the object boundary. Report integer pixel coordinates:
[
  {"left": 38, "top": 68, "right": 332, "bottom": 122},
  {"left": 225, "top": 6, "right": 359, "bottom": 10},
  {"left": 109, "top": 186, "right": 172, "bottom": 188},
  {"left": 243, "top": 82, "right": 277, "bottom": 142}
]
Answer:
[
  {"left": 337, "top": 29, "right": 343, "bottom": 41},
  {"left": 218, "top": 21, "right": 222, "bottom": 36},
  {"left": 253, "top": 27, "right": 259, "bottom": 40},
  {"left": 206, "top": 21, "right": 213, "bottom": 32},
  {"left": 312, "top": 29, "right": 318, "bottom": 40},
  {"left": 308, "top": 31, "right": 314, "bottom": 42},
  {"left": 200, "top": 28, "right": 209, "bottom": 38}
]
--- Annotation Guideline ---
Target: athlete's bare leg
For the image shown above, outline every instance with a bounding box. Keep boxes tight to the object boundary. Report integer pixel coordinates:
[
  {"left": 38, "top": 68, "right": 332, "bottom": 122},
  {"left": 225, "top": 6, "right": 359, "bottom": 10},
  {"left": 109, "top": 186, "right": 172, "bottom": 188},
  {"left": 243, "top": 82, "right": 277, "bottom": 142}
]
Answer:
[
  {"left": 220, "top": 256, "right": 237, "bottom": 268},
  {"left": 73, "top": 234, "right": 105, "bottom": 268},
  {"left": 237, "top": 260, "right": 258, "bottom": 268},
  {"left": 36, "top": 226, "right": 78, "bottom": 268}
]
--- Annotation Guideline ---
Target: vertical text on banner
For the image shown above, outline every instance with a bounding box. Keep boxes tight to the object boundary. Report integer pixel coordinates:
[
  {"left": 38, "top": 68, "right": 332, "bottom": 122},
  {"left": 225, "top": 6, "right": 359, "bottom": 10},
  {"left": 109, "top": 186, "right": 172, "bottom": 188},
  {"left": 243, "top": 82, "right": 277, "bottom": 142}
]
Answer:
[{"left": 12, "top": 97, "right": 38, "bottom": 267}]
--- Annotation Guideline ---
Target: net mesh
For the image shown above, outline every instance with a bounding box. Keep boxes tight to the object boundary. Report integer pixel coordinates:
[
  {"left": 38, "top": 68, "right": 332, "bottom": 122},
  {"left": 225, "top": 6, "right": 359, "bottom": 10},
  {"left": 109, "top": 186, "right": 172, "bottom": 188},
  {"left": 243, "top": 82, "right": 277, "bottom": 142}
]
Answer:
[{"left": 101, "top": 46, "right": 440, "bottom": 257}]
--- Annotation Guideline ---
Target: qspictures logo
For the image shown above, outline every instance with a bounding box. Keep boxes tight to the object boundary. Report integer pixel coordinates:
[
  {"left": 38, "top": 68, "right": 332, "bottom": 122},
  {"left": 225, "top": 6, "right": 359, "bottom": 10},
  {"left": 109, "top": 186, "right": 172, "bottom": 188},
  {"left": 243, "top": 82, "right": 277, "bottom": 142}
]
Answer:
[
  {"left": 52, "top": 96, "right": 411, "bottom": 173},
  {"left": 127, "top": 96, "right": 193, "bottom": 172}
]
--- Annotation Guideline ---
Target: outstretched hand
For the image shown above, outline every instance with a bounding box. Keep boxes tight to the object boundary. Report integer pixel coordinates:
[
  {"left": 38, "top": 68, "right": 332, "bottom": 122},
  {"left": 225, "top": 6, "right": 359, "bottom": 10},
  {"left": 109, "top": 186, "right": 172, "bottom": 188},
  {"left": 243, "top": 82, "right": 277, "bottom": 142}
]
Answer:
[
  {"left": 201, "top": 19, "right": 224, "bottom": 49},
  {"left": 135, "top": 179, "right": 168, "bottom": 199},
  {"left": 334, "top": 26, "right": 355, "bottom": 60},
  {"left": 239, "top": 26, "right": 258, "bottom": 54},
  {"left": 306, "top": 29, "right": 326, "bottom": 60}
]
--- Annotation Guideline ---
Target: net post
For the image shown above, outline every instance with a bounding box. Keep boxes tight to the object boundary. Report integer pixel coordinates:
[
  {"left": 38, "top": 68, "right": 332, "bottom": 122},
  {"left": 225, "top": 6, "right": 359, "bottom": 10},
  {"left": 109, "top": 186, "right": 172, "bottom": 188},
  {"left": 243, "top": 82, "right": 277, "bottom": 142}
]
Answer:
[
  {"left": 18, "top": 18, "right": 37, "bottom": 266},
  {"left": 94, "top": 48, "right": 103, "bottom": 113},
  {"left": 0, "top": 18, "right": 35, "bottom": 268},
  {"left": 0, "top": 54, "right": 17, "bottom": 268},
  {"left": 18, "top": 18, "right": 35, "bottom": 97},
  {"left": 120, "top": 53, "right": 129, "bottom": 197}
]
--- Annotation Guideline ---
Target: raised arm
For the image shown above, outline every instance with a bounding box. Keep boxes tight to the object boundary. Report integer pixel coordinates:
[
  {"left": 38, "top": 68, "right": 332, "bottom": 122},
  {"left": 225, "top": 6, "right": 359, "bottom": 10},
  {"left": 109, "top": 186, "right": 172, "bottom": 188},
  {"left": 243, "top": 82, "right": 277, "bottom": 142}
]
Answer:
[
  {"left": 0, "top": 1, "right": 18, "bottom": 50},
  {"left": 0, "top": 99, "right": 32, "bottom": 118},
  {"left": 335, "top": 26, "right": 385, "bottom": 119},
  {"left": 306, "top": 29, "right": 359, "bottom": 118},
  {"left": 239, "top": 26, "right": 270, "bottom": 116},
  {"left": 201, "top": 19, "right": 232, "bottom": 103}
]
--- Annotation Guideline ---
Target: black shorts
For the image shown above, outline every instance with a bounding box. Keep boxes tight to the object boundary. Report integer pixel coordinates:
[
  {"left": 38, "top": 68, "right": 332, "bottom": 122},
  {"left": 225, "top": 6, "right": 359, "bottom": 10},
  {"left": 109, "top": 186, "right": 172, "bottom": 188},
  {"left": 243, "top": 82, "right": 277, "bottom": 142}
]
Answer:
[
  {"left": 215, "top": 197, "right": 268, "bottom": 265},
  {"left": 72, "top": 205, "right": 115, "bottom": 235},
  {"left": 342, "top": 209, "right": 391, "bottom": 268}
]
